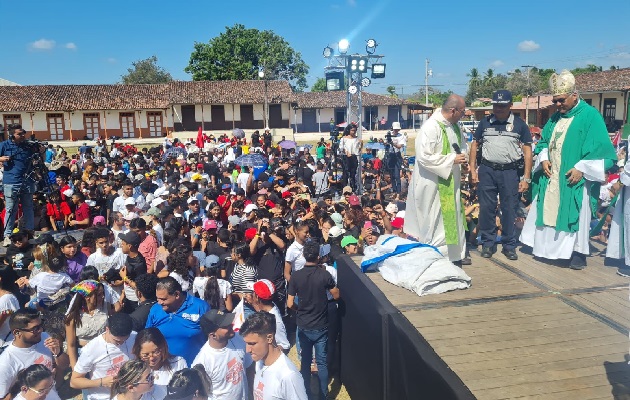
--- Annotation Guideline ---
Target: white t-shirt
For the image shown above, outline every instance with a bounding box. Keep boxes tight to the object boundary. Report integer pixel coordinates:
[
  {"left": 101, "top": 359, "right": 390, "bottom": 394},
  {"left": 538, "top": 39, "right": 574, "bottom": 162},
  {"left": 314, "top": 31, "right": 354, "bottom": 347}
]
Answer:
[
  {"left": 141, "top": 356, "right": 187, "bottom": 400},
  {"left": 170, "top": 271, "right": 192, "bottom": 293},
  {"left": 253, "top": 353, "right": 307, "bottom": 400},
  {"left": 285, "top": 241, "right": 305, "bottom": 273},
  {"left": 192, "top": 335, "right": 253, "bottom": 400},
  {"left": 74, "top": 333, "right": 137, "bottom": 400},
  {"left": 87, "top": 248, "right": 127, "bottom": 277},
  {"left": 111, "top": 227, "right": 129, "bottom": 249},
  {"left": 0, "top": 333, "right": 61, "bottom": 400},
  {"left": 324, "top": 264, "right": 338, "bottom": 301},
  {"left": 268, "top": 305, "right": 290, "bottom": 351},
  {"left": 29, "top": 272, "right": 73, "bottom": 301},
  {"left": 0, "top": 293, "right": 19, "bottom": 346},
  {"left": 236, "top": 173, "right": 250, "bottom": 194},
  {"left": 192, "top": 277, "right": 232, "bottom": 301}
]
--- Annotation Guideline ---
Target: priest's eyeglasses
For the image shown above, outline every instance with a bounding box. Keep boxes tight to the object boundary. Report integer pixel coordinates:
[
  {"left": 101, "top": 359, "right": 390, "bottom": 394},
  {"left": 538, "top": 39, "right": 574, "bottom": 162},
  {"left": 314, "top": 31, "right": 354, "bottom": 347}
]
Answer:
[{"left": 552, "top": 96, "right": 569, "bottom": 104}]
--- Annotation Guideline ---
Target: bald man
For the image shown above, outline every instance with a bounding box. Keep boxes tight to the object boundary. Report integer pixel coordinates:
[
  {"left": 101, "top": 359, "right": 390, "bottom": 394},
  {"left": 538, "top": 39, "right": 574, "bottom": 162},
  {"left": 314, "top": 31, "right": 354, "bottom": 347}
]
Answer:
[{"left": 405, "top": 94, "right": 468, "bottom": 265}]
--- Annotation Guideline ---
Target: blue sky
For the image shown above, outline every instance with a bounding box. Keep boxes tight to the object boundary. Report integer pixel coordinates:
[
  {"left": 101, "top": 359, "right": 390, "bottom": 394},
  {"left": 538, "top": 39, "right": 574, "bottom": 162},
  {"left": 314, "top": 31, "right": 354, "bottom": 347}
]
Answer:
[{"left": 3, "top": 0, "right": 630, "bottom": 96}]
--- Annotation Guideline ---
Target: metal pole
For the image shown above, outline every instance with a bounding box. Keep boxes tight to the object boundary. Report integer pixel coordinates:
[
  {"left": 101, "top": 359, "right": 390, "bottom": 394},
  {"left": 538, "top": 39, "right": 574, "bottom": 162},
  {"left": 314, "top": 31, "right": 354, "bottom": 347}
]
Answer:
[
  {"left": 522, "top": 65, "right": 533, "bottom": 125},
  {"left": 425, "top": 58, "right": 429, "bottom": 106},
  {"left": 264, "top": 79, "right": 269, "bottom": 128}
]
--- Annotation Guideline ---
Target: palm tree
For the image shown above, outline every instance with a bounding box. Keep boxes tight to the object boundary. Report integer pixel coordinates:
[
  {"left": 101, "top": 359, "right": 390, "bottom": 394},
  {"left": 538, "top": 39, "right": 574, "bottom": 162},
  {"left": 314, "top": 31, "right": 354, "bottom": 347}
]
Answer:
[
  {"left": 467, "top": 68, "right": 482, "bottom": 90},
  {"left": 484, "top": 68, "right": 495, "bottom": 85}
]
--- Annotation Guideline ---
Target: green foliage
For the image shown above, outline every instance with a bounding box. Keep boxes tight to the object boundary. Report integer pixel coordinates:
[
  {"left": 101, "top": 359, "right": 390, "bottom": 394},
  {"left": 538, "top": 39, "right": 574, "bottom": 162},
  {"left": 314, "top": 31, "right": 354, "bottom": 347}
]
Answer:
[
  {"left": 408, "top": 87, "right": 452, "bottom": 106},
  {"left": 121, "top": 56, "right": 173, "bottom": 84},
  {"left": 310, "top": 78, "right": 327, "bottom": 92},
  {"left": 571, "top": 64, "right": 602, "bottom": 75},
  {"left": 185, "top": 24, "right": 309, "bottom": 91},
  {"left": 386, "top": 85, "right": 397, "bottom": 97}
]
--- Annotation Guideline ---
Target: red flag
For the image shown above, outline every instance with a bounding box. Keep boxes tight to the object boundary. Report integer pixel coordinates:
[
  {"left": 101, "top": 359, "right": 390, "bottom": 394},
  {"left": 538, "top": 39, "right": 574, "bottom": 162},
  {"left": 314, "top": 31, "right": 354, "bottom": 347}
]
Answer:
[
  {"left": 196, "top": 126, "right": 204, "bottom": 149},
  {"left": 612, "top": 130, "right": 621, "bottom": 146}
]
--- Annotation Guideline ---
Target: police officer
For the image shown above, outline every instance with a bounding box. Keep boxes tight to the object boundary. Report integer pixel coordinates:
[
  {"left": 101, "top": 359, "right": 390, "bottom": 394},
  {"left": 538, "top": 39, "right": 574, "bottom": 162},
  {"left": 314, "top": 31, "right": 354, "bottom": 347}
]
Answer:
[
  {"left": 387, "top": 121, "right": 407, "bottom": 193},
  {"left": 469, "top": 90, "right": 532, "bottom": 260}
]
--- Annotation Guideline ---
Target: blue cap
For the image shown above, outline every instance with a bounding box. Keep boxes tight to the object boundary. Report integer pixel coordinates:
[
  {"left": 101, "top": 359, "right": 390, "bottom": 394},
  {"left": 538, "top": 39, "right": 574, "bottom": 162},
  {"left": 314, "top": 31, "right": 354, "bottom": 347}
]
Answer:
[
  {"left": 190, "top": 215, "right": 202, "bottom": 225},
  {"left": 492, "top": 90, "right": 512, "bottom": 104}
]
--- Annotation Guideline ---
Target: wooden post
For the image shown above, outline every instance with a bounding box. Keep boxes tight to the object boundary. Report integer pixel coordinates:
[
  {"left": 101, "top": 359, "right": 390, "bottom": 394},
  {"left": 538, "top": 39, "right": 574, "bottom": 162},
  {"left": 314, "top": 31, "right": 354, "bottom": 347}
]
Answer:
[
  {"left": 29, "top": 112, "right": 34, "bottom": 135},
  {"left": 164, "top": 108, "right": 169, "bottom": 136},
  {"left": 232, "top": 104, "right": 235, "bottom": 129},
  {"left": 137, "top": 110, "right": 142, "bottom": 138},
  {"left": 68, "top": 111, "right": 73, "bottom": 141},
  {"left": 201, "top": 103, "right": 204, "bottom": 131},
  {"left": 103, "top": 111, "right": 108, "bottom": 140}
]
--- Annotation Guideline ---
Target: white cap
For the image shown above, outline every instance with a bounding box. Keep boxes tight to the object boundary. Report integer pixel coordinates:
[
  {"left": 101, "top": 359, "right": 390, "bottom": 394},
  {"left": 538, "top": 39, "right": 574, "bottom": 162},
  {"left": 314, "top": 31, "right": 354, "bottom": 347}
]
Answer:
[
  {"left": 124, "top": 197, "right": 136, "bottom": 206},
  {"left": 329, "top": 226, "right": 346, "bottom": 238},
  {"left": 395, "top": 210, "right": 405, "bottom": 219},
  {"left": 392, "top": 122, "right": 401, "bottom": 130},
  {"left": 386, "top": 203, "right": 398, "bottom": 214},
  {"left": 123, "top": 212, "right": 139, "bottom": 220},
  {"left": 151, "top": 198, "right": 166, "bottom": 208},
  {"left": 62, "top": 189, "right": 74, "bottom": 197},
  {"left": 187, "top": 197, "right": 199, "bottom": 204},
  {"left": 244, "top": 204, "right": 258, "bottom": 214}
]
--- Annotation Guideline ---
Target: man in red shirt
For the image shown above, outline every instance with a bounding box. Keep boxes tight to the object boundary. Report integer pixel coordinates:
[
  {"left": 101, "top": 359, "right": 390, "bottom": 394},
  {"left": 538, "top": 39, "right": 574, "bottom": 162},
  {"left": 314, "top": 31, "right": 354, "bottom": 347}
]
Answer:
[{"left": 69, "top": 192, "right": 90, "bottom": 228}]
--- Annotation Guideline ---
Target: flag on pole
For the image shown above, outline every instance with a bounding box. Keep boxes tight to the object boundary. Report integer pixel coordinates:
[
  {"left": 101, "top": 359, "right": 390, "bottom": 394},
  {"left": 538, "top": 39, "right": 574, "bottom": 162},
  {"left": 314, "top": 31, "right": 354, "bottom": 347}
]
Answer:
[
  {"left": 195, "top": 126, "right": 204, "bottom": 149},
  {"left": 612, "top": 129, "right": 622, "bottom": 147}
]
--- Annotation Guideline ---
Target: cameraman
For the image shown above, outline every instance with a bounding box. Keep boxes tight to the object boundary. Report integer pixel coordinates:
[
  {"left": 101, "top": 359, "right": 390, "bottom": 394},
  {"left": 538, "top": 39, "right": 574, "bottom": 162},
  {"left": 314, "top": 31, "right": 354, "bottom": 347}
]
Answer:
[
  {"left": 0, "top": 124, "right": 43, "bottom": 246},
  {"left": 387, "top": 122, "right": 407, "bottom": 193}
]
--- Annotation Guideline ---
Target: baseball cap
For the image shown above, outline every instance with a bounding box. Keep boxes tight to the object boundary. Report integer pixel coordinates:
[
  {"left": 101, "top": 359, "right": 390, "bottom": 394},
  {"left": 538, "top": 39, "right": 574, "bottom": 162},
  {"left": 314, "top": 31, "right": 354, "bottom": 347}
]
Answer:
[
  {"left": 246, "top": 279, "right": 276, "bottom": 300},
  {"left": 261, "top": 181, "right": 272, "bottom": 189},
  {"left": 342, "top": 186, "right": 353, "bottom": 194},
  {"left": 227, "top": 215, "right": 241, "bottom": 226},
  {"left": 391, "top": 217, "right": 404, "bottom": 230},
  {"left": 187, "top": 197, "right": 199, "bottom": 204},
  {"left": 119, "top": 231, "right": 141, "bottom": 247},
  {"left": 244, "top": 227, "right": 258, "bottom": 241},
  {"left": 151, "top": 198, "right": 166, "bottom": 208},
  {"left": 93, "top": 216, "right": 106, "bottom": 226},
  {"left": 330, "top": 213, "right": 343, "bottom": 227},
  {"left": 244, "top": 204, "right": 258, "bottom": 214},
  {"left": 179, "top": 186, "right": 189, "bottom": 193},
  {"left": 341, "top": 235, "right": 359, "bottom": 248},
  {"left": 123, "top": 212, "right": 139, "bottom": 221},
  {"left": 124, "top": 197, "right": 136, "bottom": 206},
  {"left": 221, "top": 183, "right": 231, "bottom": 190},
  {"left": 196, "top": 163, "right": 204, "bottom": 169},
  {"left": 200, "top": 309, "right": 235, "bottom": 336},
  {"left": 386, "top": 203, "right": 398, "bottom": 214},
  {"left": 204, "top": 255, "right": 220, "bottom": 269},
  {"left": 190, "top": 215, "right": 202, "bottom": 225},
  {"left": 146, "top": 207, "right": 161, "bottom": 217},
  {"left": 492, "top": 89, "right": 512, "bottom": 104},
  {"left": 204, "top": 219, "right": 217, "bottom": 230},
  {"left": 347, "top": 195, "right": 360, "bottom": 206},
  {"left": 329, "top": 226, "right": 346, "bottom": 238}
]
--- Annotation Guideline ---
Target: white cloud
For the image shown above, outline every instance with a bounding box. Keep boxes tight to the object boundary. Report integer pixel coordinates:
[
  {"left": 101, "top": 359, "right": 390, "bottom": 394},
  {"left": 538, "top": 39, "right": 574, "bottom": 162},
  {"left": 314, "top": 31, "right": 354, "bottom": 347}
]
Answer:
[
  {"left": 490, "top": 60, "right": 504, "bottom": 68},
  {"left": 106, "top": 57, "right": 117, "bottom": 64},
  {"left": 436, "top": 72, "right": 451, "bottom": 78},
  {"left": 611, "top": 52, "right": 630, "bottom": 60},
  {"left": 29, "top": 39, "right": 56, "bottom": 51},
  {"left": 517, "top": 40, "right": 540, "bottom": 52},
  {"left": 65, "top": 42, "right": 77, "bottom": 50}
]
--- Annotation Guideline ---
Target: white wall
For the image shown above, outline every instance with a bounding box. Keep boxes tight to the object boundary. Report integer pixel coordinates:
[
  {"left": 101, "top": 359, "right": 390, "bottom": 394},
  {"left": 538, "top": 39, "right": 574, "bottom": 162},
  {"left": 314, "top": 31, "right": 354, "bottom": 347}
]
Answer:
[
  {"left": 582, "top": 92, "right": 627, "bottom": 119},
  {"left": 253, "top": 104, "right": 265, "bottom": 123}
]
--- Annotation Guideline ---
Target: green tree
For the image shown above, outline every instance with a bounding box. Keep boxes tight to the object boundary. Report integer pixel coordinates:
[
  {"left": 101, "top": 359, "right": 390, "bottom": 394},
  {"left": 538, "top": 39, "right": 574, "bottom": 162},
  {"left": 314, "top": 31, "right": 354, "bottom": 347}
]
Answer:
[
  {"left": 310, "top": 78, "right": 327, "bottom": 92},
  {"left": 185, "top": 24, "right": 309, "bottom": 91},
  {"left": 121, "top": 56, "right": 173, "bottom": 84},
  {"left": 571, "top": 64, "right": 602, "bottom": 76},
  {"left": 386, "top": 85, "right": 397, "bottom": 97}
]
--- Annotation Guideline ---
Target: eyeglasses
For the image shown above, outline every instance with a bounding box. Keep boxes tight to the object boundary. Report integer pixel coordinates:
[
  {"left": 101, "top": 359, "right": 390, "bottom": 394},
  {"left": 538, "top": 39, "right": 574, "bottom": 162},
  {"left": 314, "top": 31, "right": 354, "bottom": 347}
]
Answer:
[
  {"left": 552, "top": 96, "right": 570, "bottom": 104},
  {"left": 140, "top": 349, "right": 162, "bottom": 359},
  {"left": 19, "top": 323, "right": 44, "bottom": 333},
  {"left": 28, "top": 382, "right": 55, "bottom": 395},
  {"left": 134, "top": 373, "right": 155, "bottom": 386}
]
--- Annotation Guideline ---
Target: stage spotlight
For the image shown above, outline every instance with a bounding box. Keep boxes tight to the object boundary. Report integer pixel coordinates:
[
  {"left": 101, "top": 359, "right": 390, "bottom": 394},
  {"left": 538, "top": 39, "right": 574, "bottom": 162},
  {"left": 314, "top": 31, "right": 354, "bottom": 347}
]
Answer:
[
  {"left": 361, "top": 77, "right": 371, "bottom": 87},
  {"left": 348, "top": 84, "right": 358, "bottom": 94},
  {"left": 371, "top": 63, "right": 386, "bottom": 79},
  {"left": 366, "top": 39, "right": 377, "bottom": 54},
  {"left": 349, "top": 56, "right": 368, "bottom": 73},
  {"left": 338, "top": 39, "right": 350, "bottom": 54},
  {"left": 323, "top": 46, "right": 333, "bottom": 58}
]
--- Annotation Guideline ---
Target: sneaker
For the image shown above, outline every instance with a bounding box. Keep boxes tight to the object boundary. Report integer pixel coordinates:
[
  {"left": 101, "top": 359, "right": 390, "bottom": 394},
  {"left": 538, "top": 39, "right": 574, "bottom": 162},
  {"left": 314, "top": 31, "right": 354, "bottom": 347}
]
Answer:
[
  {"left": 2, "top": 237, "right": 11, "bottom": 247},
  {"left": 569, "top": 252, "right": 587, "bottom": 270},
  {"left": 480, "top": 246, "right": 493, "bottom": 258},
  {"left": 460, "top": 257, "right": 472, "bottom": 266},
  {"left": 502, "top": 248, "right": 518, "bottom": 261},
  {"left": 617, "top": 267, "right": 630, "bottom": 277}
]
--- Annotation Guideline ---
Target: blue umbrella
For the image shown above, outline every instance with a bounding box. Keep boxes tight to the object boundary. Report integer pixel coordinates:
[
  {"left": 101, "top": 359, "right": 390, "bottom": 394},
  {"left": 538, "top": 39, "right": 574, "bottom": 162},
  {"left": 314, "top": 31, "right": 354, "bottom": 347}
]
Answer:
[
  {"left": 232, "top": 128, "right": 245, "bottom": 139},
  {"left": 365, "top": 142, "right": 385, "bottom": 150},
  {"left": 235, "top": 154, "right": 268, "bottom": 168}
]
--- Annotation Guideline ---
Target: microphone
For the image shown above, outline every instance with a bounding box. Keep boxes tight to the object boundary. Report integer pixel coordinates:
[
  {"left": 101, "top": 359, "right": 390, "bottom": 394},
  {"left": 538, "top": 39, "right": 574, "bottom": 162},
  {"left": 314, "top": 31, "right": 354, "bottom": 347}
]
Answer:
[{"left": 452, "top": 143, "right": 462, "bottom": 154}]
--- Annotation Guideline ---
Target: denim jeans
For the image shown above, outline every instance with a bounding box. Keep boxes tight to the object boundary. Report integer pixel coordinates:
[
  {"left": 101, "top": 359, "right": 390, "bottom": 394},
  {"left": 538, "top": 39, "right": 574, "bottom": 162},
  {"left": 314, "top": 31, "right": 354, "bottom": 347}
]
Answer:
[
  {"left": 3, "top": 182, "right": 35, "bottom": 238},
  {"left": 298, "top": 327, "right": 329, "bottom": 400}
]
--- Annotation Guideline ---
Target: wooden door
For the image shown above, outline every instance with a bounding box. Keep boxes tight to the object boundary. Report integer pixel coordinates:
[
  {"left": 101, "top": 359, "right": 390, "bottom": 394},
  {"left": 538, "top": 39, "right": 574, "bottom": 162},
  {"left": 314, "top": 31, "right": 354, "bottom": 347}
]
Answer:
[
  {"left": 84, "top": 113, "right": 100, "bottom": 139},
  {"left": 147, "top": 111, "right": 163, "bottom": 137},
  {"left": 120, "top": 112, "right": 135, "bottom": 138},
  {"left": 47, "top": 114, "right": 65, "bottom": 140}
]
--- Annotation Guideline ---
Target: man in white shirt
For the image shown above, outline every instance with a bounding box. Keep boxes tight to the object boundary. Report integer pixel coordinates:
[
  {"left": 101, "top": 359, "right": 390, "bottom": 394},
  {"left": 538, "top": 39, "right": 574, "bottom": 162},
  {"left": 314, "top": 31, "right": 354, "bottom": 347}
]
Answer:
[
  {"left": 70, "top": 313, "right": 136, "bottom": 400},
  {"left": 246, "top": 280, "right": 290, "bottom": 351},
  {"left": 236, "top": 167, "right": 251, "bottom": 195},
  {"left": 0, "top": 309, "right": 67, "bottom": 400},
  {"left": 241, "top": 312, "right": 307, "bottom": 400},
  {"left": 192, "top": 310, "right": 254, "bottom": 400}
]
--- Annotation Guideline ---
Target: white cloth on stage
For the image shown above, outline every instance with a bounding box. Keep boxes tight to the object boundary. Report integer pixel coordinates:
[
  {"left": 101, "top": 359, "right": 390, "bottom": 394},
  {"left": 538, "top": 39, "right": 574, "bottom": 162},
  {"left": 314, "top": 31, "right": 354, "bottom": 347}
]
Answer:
[{"left": 405, "top": 111, "right": 466, "bottom": 262}]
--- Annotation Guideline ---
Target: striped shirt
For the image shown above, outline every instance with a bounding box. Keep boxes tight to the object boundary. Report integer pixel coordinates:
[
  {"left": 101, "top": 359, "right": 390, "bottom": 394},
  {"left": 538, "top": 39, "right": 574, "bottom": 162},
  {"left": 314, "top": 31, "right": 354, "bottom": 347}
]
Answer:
[{"left": 230, "top": 263, "right": 258, "bottom": 293}]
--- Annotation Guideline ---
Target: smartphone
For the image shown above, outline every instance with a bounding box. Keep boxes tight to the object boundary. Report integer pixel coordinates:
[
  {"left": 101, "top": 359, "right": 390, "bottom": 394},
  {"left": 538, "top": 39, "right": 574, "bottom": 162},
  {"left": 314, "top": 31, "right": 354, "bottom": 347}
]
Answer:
[{"left": 364, "top": 221, "right": 372, "bottom": 229}]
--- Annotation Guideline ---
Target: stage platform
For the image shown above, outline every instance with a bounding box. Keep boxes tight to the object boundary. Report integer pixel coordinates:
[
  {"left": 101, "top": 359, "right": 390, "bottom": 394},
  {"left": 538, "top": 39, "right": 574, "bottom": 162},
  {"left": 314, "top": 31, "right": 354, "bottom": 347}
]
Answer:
[{"left": 354, "top": 243, "right": 630, "bottom": 399}]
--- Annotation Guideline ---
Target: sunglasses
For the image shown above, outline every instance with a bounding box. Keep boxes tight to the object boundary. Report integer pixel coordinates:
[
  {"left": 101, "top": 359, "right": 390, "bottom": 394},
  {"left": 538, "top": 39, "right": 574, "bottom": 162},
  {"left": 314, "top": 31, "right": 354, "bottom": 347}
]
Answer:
[
  {"left": 19, "top": 323, "right": 44, "bottom": 333},
  {"left": 28, "top": 381, "right": 55, "bottom": 395},
  {"left": 552, "top": 96, "right": 570, "bottom": 104}
]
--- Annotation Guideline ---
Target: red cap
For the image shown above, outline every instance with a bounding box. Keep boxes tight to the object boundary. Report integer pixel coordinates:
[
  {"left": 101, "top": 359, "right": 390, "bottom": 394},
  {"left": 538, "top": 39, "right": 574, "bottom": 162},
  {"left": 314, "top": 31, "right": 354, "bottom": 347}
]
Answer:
[
  {"left": 391, "top": 217, "right": 404, "bottom": 230},
  {"left": 196, "top": 163, "right": 204, "bottom": 169},
  {"left": 244, "top": 227, "right": 258, "bottom": 241},
  {"left": 282, "top": 191, "right": 293, "bottom": 199},
  {"left": 348, "top": 195, "right": 360, "bottom": 206},
  {"left": 247, "top": 279, "right": 276, "bottom": 300}
]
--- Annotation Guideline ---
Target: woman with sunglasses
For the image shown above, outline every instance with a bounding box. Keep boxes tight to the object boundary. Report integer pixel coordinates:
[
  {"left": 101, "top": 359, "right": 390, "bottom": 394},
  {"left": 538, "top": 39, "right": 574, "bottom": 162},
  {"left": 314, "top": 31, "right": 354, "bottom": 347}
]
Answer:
[
  {"left": 132, "top": 328, "right": 187, "bottom": 400},
  {"left": 8, "top": 365, "right": 54, "bottom": 400},
  {"left": 111, "top": 360, "right": 154, "bottom": 400}
]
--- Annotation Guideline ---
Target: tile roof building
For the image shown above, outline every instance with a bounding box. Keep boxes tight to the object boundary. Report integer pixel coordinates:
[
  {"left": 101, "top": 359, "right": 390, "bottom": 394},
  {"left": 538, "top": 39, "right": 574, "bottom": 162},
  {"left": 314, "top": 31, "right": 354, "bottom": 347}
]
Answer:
[{"left": 0, "top": 80, "right": 422, "bottom": 140}]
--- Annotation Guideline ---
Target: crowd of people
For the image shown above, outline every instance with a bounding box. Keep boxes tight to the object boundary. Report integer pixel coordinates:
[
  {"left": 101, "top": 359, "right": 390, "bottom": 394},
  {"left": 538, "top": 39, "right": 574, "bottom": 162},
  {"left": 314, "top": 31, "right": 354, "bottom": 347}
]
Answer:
[
  {"left": 0, "top": 68, "right": 626, "bottom": 400},
  {"left": 0, "top": 121, "right": 410, "bottom": 400}
]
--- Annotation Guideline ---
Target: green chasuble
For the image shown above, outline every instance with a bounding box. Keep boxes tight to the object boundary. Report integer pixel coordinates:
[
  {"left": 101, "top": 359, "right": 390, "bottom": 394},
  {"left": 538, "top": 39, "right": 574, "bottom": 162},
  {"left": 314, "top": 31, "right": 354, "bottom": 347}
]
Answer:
[
  {"left": 436, "top": 121, "right": 464, "bottom": 244},
  {"left": 533, "top": 100, "right": 617, "bottom": 233}
]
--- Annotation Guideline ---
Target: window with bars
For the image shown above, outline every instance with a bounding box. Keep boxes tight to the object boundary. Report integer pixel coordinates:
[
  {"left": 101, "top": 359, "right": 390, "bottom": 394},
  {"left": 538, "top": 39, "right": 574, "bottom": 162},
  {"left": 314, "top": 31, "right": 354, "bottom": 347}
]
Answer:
[{"left": 3, "top": 114, "right": 22, "bottom": 129}]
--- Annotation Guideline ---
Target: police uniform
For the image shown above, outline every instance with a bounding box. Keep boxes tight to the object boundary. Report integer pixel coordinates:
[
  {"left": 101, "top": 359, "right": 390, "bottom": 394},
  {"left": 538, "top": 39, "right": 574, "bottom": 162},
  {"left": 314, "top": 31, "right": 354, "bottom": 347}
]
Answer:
[{"left": 474, "top": 109, "right": 531, "bottom": 256}]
